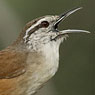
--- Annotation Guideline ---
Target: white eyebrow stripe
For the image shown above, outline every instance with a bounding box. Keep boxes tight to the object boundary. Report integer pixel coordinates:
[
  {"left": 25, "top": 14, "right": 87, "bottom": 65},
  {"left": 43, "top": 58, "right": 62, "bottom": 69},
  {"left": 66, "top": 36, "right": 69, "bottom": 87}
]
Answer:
[
  {"left": 26, "top": 18, "right": 46, "bottom": 33},
  {"left": 23, "top": 18, "right": 47, "bottom": 42}
]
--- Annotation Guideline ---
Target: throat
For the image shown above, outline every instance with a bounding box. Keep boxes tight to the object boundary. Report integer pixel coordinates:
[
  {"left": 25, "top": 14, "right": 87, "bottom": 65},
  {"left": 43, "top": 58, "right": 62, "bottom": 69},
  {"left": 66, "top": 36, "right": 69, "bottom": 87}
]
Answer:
[{"left": 41, "top": 40, "right": 61, "bottom": 76}]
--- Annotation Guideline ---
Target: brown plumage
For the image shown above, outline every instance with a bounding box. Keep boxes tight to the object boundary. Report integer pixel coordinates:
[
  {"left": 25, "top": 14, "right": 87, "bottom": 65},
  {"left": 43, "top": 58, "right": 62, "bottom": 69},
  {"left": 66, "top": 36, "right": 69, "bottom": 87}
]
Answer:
[
  {"left": 0, "top": 48, "right": 28, "bottom": 79},
  {"left": 0, "top": 46, "right": 44, "bottom": 95},
  {"left": 0, "top": 47, "right": 27, "bottom": 95}
]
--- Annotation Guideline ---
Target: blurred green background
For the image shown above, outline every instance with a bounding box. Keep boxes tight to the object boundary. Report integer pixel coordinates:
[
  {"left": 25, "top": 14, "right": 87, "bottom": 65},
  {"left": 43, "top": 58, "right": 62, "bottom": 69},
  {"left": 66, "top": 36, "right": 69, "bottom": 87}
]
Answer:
[{"left": 0, "top": 0, "right": 94, "bottom": 95}]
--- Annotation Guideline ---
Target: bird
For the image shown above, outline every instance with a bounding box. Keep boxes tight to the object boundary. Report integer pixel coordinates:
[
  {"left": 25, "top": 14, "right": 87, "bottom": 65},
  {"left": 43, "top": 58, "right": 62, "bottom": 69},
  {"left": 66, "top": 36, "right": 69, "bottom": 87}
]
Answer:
[{"left": 0, "top": 7, "right": 90, "bottom": 95}]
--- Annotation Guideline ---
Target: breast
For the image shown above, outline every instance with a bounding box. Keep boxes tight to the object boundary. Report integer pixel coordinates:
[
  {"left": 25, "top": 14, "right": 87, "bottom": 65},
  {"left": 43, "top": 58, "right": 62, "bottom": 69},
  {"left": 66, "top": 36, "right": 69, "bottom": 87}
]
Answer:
[
  {"left": 42, "top": 41, "right": 60, "bottom": 77},
  {"left": 19, "top": 41, "right": 60, "bottom": 95}
]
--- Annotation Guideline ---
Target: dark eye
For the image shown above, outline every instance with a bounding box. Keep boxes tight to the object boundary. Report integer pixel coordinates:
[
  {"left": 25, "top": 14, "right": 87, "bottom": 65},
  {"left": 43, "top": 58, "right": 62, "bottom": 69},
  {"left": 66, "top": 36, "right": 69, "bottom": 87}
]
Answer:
[{"left": 41, "top": 21, "right": 49, "bottom": 28}]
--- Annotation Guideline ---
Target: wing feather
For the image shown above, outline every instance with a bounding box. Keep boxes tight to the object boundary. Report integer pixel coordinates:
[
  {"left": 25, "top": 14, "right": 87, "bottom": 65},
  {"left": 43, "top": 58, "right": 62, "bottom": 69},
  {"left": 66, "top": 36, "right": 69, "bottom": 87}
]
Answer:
[{"left": 0, "top": 49, "right": 28, "bottom": 79}]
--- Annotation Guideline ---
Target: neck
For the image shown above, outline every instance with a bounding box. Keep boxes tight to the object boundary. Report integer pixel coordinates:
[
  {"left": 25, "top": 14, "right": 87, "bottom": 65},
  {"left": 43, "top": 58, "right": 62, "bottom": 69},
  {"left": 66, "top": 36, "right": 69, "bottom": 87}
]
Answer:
[{"left": 40, "top": 40, "right": 62, "bottom": 76}]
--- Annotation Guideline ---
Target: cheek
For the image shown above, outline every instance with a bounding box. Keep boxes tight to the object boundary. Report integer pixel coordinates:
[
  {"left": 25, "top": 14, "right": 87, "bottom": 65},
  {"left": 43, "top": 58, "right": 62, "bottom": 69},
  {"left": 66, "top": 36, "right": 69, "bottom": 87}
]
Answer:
[
  {"left": 37, "top": 28, "right": 48, "bottom": 33},
  {"left": 29, "top": 31, "right": 50, "bottom": 43}
]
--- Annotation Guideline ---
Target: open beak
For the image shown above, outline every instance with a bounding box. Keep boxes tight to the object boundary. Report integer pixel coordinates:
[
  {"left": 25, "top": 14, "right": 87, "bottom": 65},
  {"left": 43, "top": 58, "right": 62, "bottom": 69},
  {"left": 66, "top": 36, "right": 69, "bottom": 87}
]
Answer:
[{"left": 54, "top": 7, "right": 90, "bottom": 34}]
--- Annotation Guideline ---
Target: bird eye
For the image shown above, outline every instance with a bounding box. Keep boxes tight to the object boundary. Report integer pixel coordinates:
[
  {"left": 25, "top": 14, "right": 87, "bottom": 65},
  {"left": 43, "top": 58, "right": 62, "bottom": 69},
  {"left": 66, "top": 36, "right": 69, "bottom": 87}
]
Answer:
[{"left": 41, "top": 21, "right": 49, "bottom": 28}]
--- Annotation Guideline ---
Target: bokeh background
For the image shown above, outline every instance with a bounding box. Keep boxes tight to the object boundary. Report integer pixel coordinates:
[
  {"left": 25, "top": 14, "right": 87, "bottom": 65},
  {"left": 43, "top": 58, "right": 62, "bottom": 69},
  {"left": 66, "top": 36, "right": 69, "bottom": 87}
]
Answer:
[{"left": 0, "top": 0, "right": 94, "bottom": 95}]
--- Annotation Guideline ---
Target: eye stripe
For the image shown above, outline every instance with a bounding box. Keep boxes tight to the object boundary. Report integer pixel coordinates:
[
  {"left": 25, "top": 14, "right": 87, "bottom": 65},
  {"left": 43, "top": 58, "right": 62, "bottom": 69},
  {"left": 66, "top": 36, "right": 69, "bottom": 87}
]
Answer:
[
  {"left": 23, "top": 17, "right": 50, "bottom": 42},
  {"left": 23, "top": 25, "right": 39, "bottom": 43},
  {"left": 26, "top": 18, "right": 47, "bottom": 32},
  {"left": 24, "top": 23, "right": 48, "bottom": 43}
]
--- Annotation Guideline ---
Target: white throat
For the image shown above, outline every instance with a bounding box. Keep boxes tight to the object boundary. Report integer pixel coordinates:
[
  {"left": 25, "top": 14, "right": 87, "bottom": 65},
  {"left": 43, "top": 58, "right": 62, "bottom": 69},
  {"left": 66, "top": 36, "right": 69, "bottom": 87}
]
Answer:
[
  {"left": 25, "top": 38, "right": 64, "bottom": 95},
  {"left": 41, "top": 38, "right": 63, "bottom": 76}
]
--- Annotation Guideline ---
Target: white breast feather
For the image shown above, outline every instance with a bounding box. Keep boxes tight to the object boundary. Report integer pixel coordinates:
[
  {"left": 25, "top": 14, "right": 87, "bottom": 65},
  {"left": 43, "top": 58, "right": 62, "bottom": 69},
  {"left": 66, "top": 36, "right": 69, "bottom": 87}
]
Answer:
[{"left": 26, "top": 39, "right": 64, "bottom": 95}]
